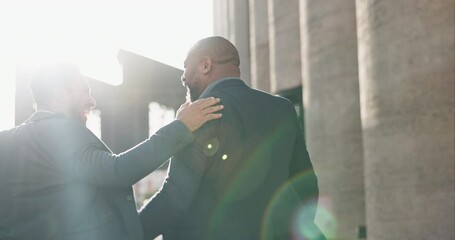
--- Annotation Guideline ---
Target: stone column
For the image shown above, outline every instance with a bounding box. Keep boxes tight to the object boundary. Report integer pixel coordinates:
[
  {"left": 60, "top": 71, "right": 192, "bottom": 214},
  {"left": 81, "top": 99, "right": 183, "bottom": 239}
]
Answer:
[
  {"left": 249, "top": 0, "right": 271, "bottom": 92},
  {"left": 213, "top": 0, "right": 251, "bottom": 86},
  {"left": 356, "top": 0, "right": 455, "bottom": 239},
  {"left": 268, "top": 0, "right": 301, "bottom": 93},
  {"left": 300, "top": 0, "right": 365, "bottom": 239},
  {"left": 213, "top": 0, "right": 229, "bottom": 38}
]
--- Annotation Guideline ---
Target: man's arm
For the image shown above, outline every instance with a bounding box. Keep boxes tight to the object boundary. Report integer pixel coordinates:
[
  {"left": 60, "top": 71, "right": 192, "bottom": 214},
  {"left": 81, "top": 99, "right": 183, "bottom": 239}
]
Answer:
[
  {"left": 52, "top": 98, "right": 222, "bottom": 188},
  {"left": 284, "top": 101, "right": 325, "bottom": 240},
  {"left": 278, "top": 98, "right": 319, "bottom": 218},
  {"left": 290, "top": 126, "right": 319, "bottom": 220},
  {"left": 290, "top": 128, "right": 327, "bottom": 240},
  {"left": 138, "top": 113, "right": 219, "bottom": 239},
  {"left": 69, "top": 120, "right": 195, "bottom": 187}
]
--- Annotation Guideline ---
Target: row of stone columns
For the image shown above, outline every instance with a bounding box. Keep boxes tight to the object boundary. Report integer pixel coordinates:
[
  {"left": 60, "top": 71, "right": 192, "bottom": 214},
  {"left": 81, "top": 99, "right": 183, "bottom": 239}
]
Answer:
[{"left": 213, "top": 0, "right": 454, "bottom": 239}]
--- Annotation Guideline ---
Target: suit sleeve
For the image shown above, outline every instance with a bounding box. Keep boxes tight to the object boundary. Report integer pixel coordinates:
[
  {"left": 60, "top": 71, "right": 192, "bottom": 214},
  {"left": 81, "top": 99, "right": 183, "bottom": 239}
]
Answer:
[
  {"left": 138, "top": 116, "right": 219, "bottom": 239},
  {"left": 289, "top": 113, "right": 319, "bottom": 221},
  {"left": 53, "top": 120, "right": 194, "bottom": 187}
]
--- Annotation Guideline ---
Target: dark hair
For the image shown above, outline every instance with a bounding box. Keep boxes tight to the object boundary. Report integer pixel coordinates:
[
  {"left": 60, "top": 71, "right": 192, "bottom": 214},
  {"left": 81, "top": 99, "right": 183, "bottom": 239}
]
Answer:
[{"left": 30, "top": 62, "right": 83, "bottom": 107}]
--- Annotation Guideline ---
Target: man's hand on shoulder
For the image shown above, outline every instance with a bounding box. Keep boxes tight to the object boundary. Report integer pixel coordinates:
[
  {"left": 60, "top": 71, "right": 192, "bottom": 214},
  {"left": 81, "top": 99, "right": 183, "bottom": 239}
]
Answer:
[{"left": 176, "top": 97, "right": 223, "bottom": 132}]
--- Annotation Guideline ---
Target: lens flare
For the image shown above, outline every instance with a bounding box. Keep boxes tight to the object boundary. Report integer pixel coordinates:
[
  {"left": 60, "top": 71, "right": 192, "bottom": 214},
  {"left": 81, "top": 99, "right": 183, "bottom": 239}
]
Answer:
[
  {"left": 292, "top": 201, "right": 336, "bottom": 240},
  {"left": 261, "top": 172, "right": 334, "bottom": 240},
  {"left": 313, "top": 197, "right": 337, "bottom": 239}
]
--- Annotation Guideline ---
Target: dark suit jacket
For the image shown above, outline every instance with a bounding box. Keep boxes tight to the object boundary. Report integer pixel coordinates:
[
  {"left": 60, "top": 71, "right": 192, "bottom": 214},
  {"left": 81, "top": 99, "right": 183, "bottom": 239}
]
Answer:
[
  {"left": 0, "top": 112, "right": 194, "bottom": 240},
  {"left": 140, "top": 79, "right": 323, "bottom": 240}
]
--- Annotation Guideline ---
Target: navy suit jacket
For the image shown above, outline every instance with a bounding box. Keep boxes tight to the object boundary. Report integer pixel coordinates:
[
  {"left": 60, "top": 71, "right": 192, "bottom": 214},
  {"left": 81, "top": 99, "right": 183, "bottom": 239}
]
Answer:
[
  {"left": 140, "top": 79, "right": 323, "bottom": 240},
  {"left": 0, "top": 112, "right": 193, "bottom": 240}
]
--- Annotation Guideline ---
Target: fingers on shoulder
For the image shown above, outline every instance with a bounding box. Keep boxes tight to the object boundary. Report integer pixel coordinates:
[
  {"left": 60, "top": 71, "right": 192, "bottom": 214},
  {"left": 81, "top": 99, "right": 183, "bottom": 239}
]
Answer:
[
  {"left": 197, "top": 97, "right": 221, "bottom": 108},
  {"left": 203, "top": 105, "right": 224, "bottom": 115}
]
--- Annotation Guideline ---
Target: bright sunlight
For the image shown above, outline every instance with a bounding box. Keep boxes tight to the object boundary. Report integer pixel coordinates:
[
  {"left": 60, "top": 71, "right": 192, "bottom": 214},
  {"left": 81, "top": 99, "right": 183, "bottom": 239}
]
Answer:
[{"left": 0, "top": 0, "right": 213, "bottom": 131}]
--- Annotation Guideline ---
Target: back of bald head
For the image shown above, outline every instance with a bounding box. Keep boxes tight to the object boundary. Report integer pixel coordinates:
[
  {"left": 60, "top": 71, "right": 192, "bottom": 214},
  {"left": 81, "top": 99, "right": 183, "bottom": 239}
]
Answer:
[{"left": 190, "top": 36, "right": 240, "bottom": 68}]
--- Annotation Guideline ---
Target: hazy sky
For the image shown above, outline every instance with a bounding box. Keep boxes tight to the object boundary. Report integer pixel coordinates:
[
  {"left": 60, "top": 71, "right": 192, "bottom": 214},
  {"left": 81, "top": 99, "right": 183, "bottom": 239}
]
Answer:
[{"left": 0, "top": 0, "right": 213, "bottom": 131}]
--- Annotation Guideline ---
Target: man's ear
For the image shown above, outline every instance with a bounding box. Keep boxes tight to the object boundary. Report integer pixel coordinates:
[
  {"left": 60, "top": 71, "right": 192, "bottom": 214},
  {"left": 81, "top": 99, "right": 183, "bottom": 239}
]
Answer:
[{"left": 200, "top": 56, "right": 213, "bottom": 74}]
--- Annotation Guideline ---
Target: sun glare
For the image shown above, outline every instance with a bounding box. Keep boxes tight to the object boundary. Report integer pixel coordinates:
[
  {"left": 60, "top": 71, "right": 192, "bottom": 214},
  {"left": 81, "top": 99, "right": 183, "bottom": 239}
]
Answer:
[{"left": 0, "top": 0, "right": 213, "bottom": 131}]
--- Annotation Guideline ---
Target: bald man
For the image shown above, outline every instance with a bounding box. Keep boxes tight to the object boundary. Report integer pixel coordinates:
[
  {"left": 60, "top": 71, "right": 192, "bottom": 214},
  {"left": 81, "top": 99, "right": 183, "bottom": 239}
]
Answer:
[{"left": 140, "top": 36, "right": 324, "bottom": 240}]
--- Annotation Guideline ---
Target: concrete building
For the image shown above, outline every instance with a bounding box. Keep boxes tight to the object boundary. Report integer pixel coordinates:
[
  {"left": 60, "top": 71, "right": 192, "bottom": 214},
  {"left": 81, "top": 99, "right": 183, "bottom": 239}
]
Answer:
[{"left": 214, "top": 0, "right": 454, "bottom": 239}]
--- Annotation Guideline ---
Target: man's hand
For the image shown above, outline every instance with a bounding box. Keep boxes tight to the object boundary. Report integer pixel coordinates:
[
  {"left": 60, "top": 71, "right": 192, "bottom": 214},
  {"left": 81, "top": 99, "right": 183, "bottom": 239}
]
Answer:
[{"left": 176, "top": 97, "right": 223, "bottom": 132}]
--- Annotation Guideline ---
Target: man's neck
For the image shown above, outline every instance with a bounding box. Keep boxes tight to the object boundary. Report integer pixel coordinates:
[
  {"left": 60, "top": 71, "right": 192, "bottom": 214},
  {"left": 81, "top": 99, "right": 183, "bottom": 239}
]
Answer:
[{"left": 36, "top": 105, "right": 67, "bottom": 116}]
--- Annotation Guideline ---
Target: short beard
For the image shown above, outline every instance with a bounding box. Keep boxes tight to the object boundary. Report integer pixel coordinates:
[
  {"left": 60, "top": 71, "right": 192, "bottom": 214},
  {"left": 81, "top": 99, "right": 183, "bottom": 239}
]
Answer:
[{"left": 186, "top": 87, "right": 201, "bottom": 102}]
